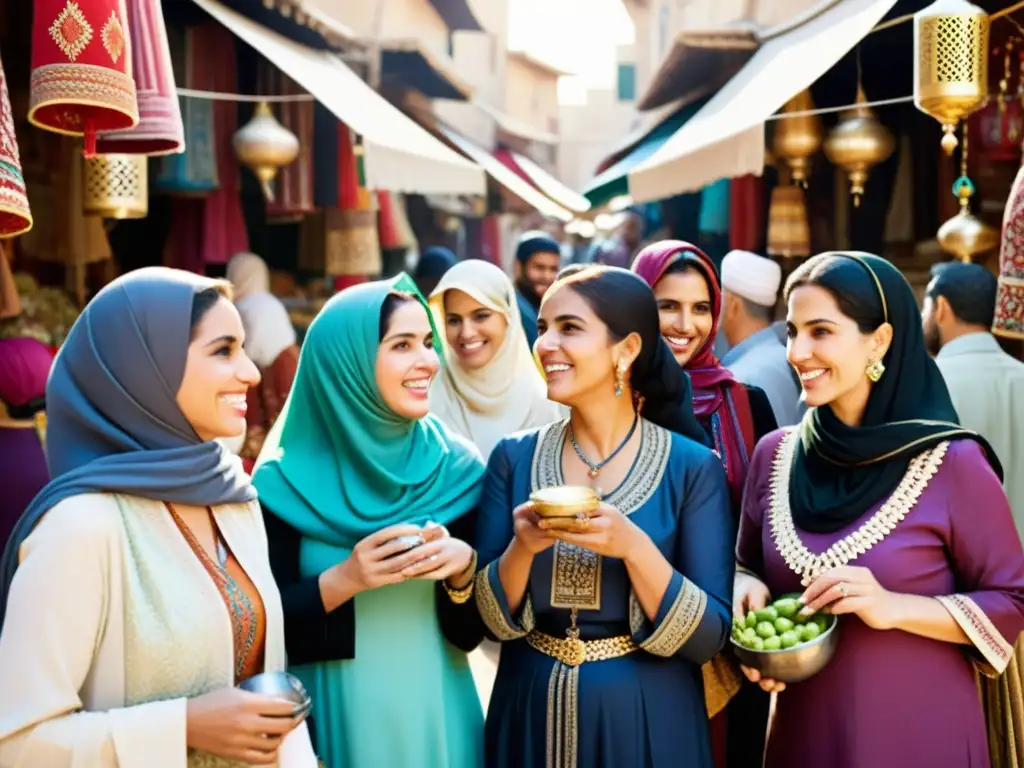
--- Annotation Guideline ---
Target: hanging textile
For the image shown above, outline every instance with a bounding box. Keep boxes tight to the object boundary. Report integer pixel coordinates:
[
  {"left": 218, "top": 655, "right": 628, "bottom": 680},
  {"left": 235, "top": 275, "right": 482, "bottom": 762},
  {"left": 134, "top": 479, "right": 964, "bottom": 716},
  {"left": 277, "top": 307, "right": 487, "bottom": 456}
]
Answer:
[
  {"left": 994, "top": 164, "right": 1024, "bottom": 340},
  {"left": 262, "top": 64, "right": 313, "bottom": 221},
  {"left": 96, "top": 0, "right": 183, "bottom": 155},
  {"left": 0, "top": 48, "right": 32, "bottom": 238},
  {"left": 153, "top": 23, "right": 218, "bottom": 194},
  {"left": 160, "top": 23, "right": 246, "bottom": 272},
  {"left": 28, "top": 0, "right": 139, "bottom": 155},
  {"left": 729, "top": 174, "right": 765, "bottom": 253}
]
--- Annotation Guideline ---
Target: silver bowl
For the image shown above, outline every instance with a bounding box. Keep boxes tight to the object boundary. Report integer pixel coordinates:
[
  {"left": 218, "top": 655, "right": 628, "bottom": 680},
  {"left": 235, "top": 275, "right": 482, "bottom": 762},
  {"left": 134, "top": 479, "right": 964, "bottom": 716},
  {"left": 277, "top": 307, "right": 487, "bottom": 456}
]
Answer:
[
  {"left": 238, "top": 671, "right": 311, "bottom": 717},
  {"left": 730, "top": 617, "right": 840, "bottom": 683}
]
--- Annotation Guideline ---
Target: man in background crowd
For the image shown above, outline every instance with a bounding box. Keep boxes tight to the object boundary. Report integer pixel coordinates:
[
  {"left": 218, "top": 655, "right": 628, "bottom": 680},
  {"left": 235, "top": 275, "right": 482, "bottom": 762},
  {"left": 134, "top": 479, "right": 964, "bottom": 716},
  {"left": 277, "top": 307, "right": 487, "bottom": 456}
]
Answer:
[
  {"left": 923, "top": 260, "right": 1023, "bottom": 520},
  {"left": 514, "top": 231, "right": 561, "bottom": 349},
  {"left": 719, "top": 250, "right": 804, "bottom": 426}
]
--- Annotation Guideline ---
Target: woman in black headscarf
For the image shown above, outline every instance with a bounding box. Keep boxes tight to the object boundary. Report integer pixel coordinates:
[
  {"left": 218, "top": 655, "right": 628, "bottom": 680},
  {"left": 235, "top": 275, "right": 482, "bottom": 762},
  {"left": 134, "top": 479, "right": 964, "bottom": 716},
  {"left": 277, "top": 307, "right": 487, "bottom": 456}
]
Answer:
[{"left": 734, "top": 252, "right": 1024, "bottom": 768}]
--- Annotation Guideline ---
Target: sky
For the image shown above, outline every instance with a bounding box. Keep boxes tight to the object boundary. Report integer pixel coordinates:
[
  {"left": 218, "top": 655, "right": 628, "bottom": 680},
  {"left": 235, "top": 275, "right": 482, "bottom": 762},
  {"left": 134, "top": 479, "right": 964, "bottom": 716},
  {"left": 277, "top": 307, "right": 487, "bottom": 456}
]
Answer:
[{"left": 507, "top": 0, "right": 635, "bottom": 102}]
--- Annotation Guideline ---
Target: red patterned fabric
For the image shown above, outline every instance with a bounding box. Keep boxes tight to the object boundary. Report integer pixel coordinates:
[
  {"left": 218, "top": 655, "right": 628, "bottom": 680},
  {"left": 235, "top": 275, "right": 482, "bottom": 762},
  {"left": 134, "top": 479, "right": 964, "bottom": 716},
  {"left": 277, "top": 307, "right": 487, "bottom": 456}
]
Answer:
[
  {"left": 337, "top": 123, "right": 360, "bottom": 210},
  {"left": 994, "top": 164, "right": 1024, "bottom": 339},
  {"left": 0, "top": 49, "right": 31, "bottom": 238},
  {"left": 29, "top": 0, "right": 139, "bottom": 154},
  {"left": 95, "top": 0, "right": 183, "bottom": 155},
  {"left": 377, "top": 191, "right": 402, "bottom": 249}
]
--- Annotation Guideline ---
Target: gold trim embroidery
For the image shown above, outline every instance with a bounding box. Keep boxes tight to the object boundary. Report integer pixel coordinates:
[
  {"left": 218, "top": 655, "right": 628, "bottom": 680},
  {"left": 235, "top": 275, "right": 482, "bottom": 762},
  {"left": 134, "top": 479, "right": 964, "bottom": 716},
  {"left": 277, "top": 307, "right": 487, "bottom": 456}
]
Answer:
[
  {"left": 101, "top": 11, "right": 125, "bottom": 63},
  {"left": 49, "top": 1, "right": 93, "bottom": 62},
  {"left": 545, "top": 663, "right": 579, "bottom": 768},
  {"left": 769, "top": 430, "right": 949, "bottom": 586},
  {"left": 28, "top": 64, "right": 138, "bottom": 134},
  {"left": 937, "top": 593, "right": 1014, "bottom": 675},
  {"left": 474, "top": 561, "right": 534, "bottom": 641},
  {"left": 531, "top": 419, "right": 671, "bottom": 611},
  {"left": 637, "top": 577, "right": 706, "bottom": 657}
]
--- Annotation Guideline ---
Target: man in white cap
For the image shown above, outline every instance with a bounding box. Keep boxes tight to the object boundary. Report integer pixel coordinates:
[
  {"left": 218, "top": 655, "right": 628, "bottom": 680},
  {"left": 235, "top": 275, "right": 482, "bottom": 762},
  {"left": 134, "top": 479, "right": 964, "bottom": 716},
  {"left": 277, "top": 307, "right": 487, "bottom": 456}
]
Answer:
[{"left": 719, "top": 250, "right": 804, "bottom": 426}]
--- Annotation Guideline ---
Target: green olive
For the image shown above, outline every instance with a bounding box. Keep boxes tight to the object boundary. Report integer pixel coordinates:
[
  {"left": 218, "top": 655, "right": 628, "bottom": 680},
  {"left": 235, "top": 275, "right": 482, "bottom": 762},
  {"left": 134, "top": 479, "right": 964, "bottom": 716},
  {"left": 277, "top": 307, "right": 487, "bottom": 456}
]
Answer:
[{"left": 755, "top": 621, "right": 777, "bottom": 639}]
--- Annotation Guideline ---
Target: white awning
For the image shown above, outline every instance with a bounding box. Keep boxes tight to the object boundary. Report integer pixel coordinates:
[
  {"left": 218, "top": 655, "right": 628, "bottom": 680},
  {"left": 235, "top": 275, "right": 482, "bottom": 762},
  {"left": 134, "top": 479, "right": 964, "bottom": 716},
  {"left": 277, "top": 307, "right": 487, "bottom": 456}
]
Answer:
[
  {"left": 439, "top": 127, "right": 573, "bottom": 222},
  {"left": 506, "top": 151, "right": 590, "bottom": 213},
  {"left": 192, "top": 0, "right": 485, "bottom": 196},
  {"left": 628, "top": 0, "right": 899, "bottom": 203}
]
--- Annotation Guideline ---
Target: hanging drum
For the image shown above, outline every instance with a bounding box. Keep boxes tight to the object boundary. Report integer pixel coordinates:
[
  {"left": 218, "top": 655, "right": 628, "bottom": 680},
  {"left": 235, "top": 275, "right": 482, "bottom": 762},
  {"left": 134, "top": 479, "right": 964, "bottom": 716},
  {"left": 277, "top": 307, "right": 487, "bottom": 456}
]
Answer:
[
  {"left": 914, "top": 0, "right": 990, "bottom": 154},
  {"left": 83, "top": 153, "right": 148, "bottom": 218}
]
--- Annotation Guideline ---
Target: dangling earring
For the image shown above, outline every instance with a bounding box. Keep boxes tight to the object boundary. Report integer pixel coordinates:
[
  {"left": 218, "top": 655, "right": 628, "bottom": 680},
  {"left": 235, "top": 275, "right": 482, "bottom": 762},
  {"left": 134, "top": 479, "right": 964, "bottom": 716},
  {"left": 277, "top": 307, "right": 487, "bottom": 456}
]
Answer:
[
  {"left": 615, "top": 363, "right": 626, "bottom": 397},
  {"left": 866, "top": 359, "right": 885, "bottom": 383}
]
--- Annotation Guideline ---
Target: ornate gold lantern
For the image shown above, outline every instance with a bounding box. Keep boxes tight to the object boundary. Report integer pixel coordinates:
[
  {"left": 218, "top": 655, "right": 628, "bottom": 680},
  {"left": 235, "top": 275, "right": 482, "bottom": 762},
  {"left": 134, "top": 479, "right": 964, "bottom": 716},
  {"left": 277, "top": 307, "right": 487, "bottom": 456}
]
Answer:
[
  {"left": 937, "top": 122, "right": 998, "bottom": 262},
  {"left": 767, "top": 185, "right": 811, "bottom": 258},
  {"left": 823, "top": 87, "right": 895, "bottom": 207},
  {"left": 772, "top": 90, "right": 823, "bottom": 188},
  {"left": 914, "top": 0, "right": 990, "bottom": 154},
  {"left": 83, "top": 154, "right": 148, "bottom": 219},
  {"left": 232, "top": 101, "right": 300, "bottom": 201}
]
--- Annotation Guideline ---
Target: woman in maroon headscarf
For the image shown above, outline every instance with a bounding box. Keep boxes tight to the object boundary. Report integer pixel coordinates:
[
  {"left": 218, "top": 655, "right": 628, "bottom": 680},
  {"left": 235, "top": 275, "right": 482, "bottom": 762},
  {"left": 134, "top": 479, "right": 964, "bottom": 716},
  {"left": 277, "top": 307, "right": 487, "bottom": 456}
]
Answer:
[
  {"left": 633, "top": 240, "right": 776, "bottom": 768},
  {"left": 0, "top": 338, "right": 53, "bottom": 551}
]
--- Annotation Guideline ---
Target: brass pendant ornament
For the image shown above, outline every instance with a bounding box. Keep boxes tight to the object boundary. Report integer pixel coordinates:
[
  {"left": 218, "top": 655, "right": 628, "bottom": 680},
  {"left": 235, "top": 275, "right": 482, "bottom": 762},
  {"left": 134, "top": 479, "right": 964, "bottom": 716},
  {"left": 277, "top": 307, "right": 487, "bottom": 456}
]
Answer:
[
  {"left": 937, "top": 122, "right": 998, "bottom": 262},
  {"left": 232, "top": 101, "right": 300, "bottom": 201},
  {"left": 822, "top": 87, "right": 895, "bottom": 207},
  {"left": 914, "top": 0, "right": 990, "bottom": 154},
  {"left": 772, "top": 90, "right": 823, "bottom": 188}
]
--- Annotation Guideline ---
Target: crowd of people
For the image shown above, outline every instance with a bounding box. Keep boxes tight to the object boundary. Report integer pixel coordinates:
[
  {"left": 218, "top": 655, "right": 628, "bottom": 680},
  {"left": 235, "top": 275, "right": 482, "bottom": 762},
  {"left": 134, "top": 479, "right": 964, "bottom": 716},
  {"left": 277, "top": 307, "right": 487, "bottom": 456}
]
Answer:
[{"left": 0, "top": 234, "right": 1021, "bottom": 768}]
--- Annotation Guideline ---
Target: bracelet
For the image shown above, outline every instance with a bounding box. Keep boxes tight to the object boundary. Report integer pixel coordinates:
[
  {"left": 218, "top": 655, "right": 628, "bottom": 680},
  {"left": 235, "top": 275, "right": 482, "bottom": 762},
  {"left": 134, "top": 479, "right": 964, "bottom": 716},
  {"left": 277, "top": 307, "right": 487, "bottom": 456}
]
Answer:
[{"left": 444, "top": 550, "right": 478, "bottom": 604}]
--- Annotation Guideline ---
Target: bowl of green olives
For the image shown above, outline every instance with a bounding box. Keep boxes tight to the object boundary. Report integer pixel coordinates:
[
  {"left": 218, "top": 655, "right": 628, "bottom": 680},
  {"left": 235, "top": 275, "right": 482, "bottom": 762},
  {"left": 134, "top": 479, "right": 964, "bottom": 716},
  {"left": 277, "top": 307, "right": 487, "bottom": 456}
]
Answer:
[{"left": 729, "top": 594, "right": 839, "bottom": 683}]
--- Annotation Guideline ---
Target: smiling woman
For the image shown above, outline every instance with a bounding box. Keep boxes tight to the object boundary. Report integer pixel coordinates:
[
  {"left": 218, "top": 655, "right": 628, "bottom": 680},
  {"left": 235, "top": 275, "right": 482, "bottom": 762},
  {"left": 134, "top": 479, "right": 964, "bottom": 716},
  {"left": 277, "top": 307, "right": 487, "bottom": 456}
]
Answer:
[
  {"left": 0, "top": 267, "right": 317, "bottom": 767},
  {"left": 253, "top": 274, "right": 489, "bottom": 768}
]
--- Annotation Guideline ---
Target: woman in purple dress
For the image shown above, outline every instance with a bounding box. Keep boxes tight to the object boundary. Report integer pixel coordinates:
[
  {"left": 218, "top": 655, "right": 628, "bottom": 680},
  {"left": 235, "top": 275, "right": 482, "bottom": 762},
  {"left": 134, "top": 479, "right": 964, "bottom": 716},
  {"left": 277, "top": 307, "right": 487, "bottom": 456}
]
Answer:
[
  {"left": 0, "top": 338, "right": 53, "bottom": 552},
  {"left": 735, "top": 252, "right": 1024, "bottom": 768}
]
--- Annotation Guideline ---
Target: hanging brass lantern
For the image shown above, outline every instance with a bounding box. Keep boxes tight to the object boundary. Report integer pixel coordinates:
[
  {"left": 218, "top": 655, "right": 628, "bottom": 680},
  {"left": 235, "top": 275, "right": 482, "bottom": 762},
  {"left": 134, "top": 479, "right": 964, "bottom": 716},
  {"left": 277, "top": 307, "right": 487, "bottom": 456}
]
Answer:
[
  {"left": 823, "top": 87, "right": 895, "bottom": 207},
  {"left": 914, "top": 0, "right": 990, "bottom": 154},
  {"left": 772, "top": 90, "right": 823, "bottom": 188},
  {"left": 232, "top": 101, "right": 300, "bottom": 201},
  {"left": 937, "top": 122, "right": 998, "bottom": 262},
  {"left": 83, "top": 154, "right": 148, "bottom": 219},
  {"left": 767, "top": 185, "right": 811, "bottom": 258}
]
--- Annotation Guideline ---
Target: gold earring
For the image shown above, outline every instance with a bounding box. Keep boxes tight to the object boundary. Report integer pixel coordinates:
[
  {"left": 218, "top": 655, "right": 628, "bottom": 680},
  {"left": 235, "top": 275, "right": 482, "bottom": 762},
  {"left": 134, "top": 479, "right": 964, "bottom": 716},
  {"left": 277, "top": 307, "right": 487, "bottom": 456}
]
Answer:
[
  {"left": 615, "top": 364, "right": 626, "bottom": 397},
  {"left": 866, "top": 359, "right": 885, "bottom": 382}
]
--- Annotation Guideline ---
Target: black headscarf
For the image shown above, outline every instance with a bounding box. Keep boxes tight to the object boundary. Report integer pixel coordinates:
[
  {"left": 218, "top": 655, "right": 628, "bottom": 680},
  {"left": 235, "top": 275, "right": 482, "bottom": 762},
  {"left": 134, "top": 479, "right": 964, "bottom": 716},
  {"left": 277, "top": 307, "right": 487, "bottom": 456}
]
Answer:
[
  {"left": 414, "top": 246, "right": 458, "bottom": 280},
  {"left": 789, "top": 252, "right": 1002, "bottom": 533}
]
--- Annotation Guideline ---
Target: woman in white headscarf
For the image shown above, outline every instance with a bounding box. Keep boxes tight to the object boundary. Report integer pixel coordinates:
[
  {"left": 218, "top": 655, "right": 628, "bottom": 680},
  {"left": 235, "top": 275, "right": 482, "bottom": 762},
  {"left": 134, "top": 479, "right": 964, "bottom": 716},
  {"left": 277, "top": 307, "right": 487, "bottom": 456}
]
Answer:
[
  {"left": 226, "top": 253, "right": 299, "bottom": 468},
  {"left": 429, "top": 259, "right": 563, "bottom": 461}
]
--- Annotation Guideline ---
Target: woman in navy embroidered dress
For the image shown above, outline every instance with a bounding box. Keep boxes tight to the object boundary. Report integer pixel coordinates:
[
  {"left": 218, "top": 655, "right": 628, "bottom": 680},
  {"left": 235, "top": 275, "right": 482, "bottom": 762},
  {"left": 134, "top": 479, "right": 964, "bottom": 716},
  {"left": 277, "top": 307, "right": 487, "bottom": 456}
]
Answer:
[{"left": 474, "top": 267, "right": 733, "bottom": 768}]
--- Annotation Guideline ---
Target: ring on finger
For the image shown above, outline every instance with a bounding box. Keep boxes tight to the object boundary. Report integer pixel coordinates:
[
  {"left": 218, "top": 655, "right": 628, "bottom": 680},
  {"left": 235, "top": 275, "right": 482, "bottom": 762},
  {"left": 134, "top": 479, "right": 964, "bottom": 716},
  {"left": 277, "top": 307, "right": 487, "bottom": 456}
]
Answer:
[{"left": 836, "top": 582, "right": 849, "bottom": 597}]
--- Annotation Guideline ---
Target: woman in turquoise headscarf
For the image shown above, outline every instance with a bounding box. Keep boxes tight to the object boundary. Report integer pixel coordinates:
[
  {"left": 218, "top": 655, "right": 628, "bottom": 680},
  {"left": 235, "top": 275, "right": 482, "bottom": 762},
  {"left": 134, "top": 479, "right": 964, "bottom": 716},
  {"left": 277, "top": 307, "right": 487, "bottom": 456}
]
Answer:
[{"left": 253, "top": 275, "right": 487, "bottom": 768}]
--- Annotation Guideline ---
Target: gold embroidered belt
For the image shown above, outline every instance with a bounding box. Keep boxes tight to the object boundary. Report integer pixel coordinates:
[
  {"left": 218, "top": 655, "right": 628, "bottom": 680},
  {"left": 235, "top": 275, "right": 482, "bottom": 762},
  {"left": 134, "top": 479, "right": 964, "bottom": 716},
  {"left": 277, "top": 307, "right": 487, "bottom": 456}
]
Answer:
[{"left": 526, "top": 630, "right": 637, "bottom": 667}]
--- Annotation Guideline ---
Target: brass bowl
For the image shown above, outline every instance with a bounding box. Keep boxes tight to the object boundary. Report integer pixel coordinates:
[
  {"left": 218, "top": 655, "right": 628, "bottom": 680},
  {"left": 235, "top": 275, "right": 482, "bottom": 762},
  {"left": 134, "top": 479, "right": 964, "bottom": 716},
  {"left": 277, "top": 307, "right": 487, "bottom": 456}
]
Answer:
[
  {"left": 731, "top": 616, "right": 840, "bottom": 684},
  {"left": 530, "top": 486, "right": 600, "bottom": 519}
]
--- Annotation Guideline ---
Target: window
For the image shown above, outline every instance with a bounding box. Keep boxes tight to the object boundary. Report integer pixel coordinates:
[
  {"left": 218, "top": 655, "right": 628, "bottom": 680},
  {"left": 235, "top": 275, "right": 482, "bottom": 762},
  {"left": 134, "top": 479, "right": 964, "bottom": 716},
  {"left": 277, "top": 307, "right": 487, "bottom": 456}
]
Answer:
[{"left": 617, "top": 63, "right": 636, "bottom": 102}]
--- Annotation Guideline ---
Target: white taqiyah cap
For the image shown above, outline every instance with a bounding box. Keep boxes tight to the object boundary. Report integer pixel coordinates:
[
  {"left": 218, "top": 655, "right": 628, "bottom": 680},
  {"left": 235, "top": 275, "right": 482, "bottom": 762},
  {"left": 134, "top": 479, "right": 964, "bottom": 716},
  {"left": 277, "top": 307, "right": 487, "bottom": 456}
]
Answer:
[{"left": 721, "top": 250, "right": 782, "bottom": 307}]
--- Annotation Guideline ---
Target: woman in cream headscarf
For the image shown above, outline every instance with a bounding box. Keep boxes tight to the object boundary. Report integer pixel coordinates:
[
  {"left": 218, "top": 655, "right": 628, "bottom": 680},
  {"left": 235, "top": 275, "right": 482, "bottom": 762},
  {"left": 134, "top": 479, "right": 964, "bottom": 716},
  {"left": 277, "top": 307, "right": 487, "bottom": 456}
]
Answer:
[
  {"left": 429, "top": 259, "right": 563, "bottom": 461},
  {"left": 429, "top": 259, "right": 563, "bottom": 710},
  {"left": 226, "top": 252, "right": 299, "bottom": 467}
]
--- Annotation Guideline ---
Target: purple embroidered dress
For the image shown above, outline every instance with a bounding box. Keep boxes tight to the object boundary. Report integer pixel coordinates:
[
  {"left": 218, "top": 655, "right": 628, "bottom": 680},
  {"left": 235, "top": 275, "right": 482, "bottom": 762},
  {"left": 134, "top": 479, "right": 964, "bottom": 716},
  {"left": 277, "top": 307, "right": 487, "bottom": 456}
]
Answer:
[{"left": 738, "top": 428, "right": 1024, "bottom": 768}]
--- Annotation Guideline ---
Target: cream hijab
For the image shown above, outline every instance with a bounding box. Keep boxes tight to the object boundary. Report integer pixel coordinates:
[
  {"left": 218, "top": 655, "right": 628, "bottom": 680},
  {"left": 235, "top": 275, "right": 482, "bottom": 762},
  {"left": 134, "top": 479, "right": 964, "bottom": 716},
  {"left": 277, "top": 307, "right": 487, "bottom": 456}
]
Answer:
[
  {"left": 226, "top": 252, "right": 297, "bottom": 369},
  {"left": 429, "top": 260, "right": 563, "bottom": 459}
]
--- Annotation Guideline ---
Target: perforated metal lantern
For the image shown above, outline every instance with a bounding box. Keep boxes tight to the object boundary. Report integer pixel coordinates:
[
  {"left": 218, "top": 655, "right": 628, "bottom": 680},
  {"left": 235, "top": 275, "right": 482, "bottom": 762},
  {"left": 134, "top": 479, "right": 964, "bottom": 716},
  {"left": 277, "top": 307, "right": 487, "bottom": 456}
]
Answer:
[
  {"left": 83, "top": 154, "right": 148, "bottom": 219},
  {"left": 914, "top": 0, "right": 990, "bottom": 154}
]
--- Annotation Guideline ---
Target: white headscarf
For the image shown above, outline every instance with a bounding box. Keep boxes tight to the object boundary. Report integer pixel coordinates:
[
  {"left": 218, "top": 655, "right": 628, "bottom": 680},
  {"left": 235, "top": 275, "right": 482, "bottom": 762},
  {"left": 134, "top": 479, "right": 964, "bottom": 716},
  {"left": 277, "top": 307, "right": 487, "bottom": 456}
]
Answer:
[
  {"left": 226, "top": 252, "right": 297, "bottom": 369},
  {"left": 429, "top": 260, "right": 564, "bottom": 459}
]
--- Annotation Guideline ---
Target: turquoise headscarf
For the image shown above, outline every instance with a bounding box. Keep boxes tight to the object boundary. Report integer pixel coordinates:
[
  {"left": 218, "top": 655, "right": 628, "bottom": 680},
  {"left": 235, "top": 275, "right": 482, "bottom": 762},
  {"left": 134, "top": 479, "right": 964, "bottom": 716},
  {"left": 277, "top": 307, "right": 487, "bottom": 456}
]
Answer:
[{"left": 253, "top": 274, "right": 485, "bottom": 551}]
